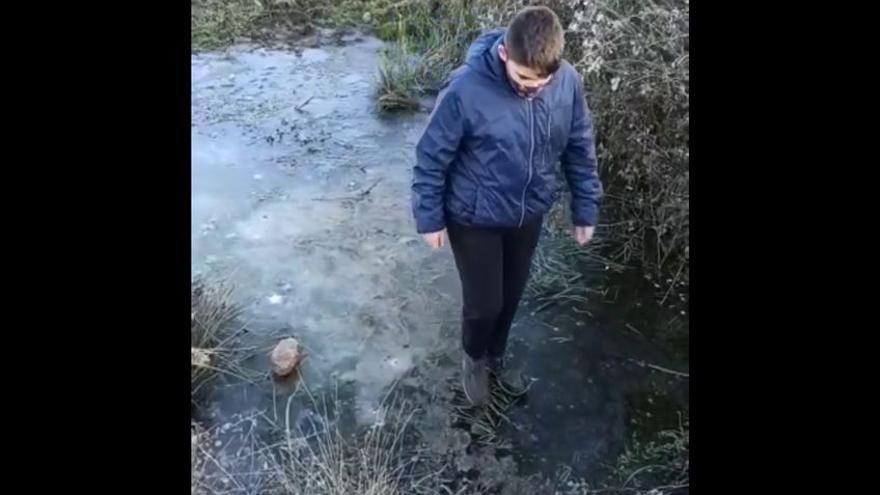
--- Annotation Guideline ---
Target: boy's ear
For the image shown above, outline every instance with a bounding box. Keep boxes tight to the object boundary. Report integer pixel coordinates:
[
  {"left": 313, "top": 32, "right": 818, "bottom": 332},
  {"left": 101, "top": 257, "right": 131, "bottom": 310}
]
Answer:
[{"left": 498, "top": 44, "right": 508, "bottom": 62}]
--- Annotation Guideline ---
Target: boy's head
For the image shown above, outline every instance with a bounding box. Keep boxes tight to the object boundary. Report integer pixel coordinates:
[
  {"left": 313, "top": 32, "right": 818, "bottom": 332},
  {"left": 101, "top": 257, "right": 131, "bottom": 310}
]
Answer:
[{"left": 499, "top": 6, "right": 564, "bottom": 98}]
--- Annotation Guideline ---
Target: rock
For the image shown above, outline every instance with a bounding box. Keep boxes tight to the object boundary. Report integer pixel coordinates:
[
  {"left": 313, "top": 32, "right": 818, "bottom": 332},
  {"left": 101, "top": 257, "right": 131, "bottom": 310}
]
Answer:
[{"left": 271, "top": 337, "right": 305, "bottom": 376}]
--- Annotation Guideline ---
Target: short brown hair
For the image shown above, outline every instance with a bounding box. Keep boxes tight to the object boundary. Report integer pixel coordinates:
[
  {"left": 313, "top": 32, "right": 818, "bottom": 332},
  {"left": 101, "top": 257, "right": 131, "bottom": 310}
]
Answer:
[{"left": 504, "top": 6, "right": 564, "bottom": 76}]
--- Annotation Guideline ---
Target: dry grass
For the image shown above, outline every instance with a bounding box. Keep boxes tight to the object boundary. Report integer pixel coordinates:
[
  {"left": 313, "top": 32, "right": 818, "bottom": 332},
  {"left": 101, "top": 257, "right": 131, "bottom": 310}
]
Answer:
[
  {"left": 264, "top": 379, "right": 434, "bottom": 495},
  {"left": 191, "top": 421, "right": 211, "bottom": 493},
  {"left": 191, "top": 0, "right": 266, "bottom": 51},
  {"left": 191, "top": 411, "right": 285, "bottom": 495},
  {"left": 190, "top": 379, "right": 465, "bottom": 495},
  {"left": 191, "top": 370, "right": 687, "bottom": 495},
  {"left": 376, "top": 46, "right": 425, "bottom": 112},
  {"left": 191, "top": 0, "right": 340, "bottom": 52},
  {"left": 373, "top": 0, "right": 482, "bottom": 112},
  {"left": 191, "top": 277, "right": 259, "bottom": 407}
]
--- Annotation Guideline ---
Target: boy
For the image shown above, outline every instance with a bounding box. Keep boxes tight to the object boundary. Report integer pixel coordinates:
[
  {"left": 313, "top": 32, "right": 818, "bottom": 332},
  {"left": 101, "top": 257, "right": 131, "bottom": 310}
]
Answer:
[{"left": 411, "top": 6, "right": 602, "bottom": 406}]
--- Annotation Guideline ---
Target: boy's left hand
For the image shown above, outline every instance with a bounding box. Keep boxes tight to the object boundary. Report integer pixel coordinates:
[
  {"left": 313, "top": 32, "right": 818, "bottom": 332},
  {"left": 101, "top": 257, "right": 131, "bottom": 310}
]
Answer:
[{"left": 572, "top": 226, "right": 595, "bottom": 246}]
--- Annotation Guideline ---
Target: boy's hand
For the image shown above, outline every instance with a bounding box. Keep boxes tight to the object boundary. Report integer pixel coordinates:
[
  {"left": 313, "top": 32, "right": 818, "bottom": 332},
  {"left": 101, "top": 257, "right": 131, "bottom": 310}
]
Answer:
[
  {"left": 422, "top": 229, "right": 447, "bottom": 249},
  {"left": 572, "top": 226, "right": 594, "bottom": 246}
]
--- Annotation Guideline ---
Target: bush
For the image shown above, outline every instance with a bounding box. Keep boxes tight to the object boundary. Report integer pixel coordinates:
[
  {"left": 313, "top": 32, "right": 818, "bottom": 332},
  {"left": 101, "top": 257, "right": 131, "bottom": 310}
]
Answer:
[{"left": 566, "top": 0, "right": 689, "bottom": 290}]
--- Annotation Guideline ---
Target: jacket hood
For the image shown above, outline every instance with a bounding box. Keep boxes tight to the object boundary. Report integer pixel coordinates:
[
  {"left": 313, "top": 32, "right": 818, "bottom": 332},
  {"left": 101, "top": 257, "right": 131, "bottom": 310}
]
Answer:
[{"left": 465, "top": 29, "right": 506, "bottom": 82}]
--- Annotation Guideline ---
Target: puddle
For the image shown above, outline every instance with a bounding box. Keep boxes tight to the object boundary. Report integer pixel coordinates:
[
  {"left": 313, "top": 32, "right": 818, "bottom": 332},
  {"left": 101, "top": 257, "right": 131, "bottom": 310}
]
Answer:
[{"left": 192, "top": 37, "right": 688, "bottom": 489}]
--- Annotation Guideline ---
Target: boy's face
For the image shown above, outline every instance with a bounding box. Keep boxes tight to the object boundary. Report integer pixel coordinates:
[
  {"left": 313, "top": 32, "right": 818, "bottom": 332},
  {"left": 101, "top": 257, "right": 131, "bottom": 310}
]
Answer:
[{"left": 498, "top": 44, "right": 553, "bottom": 99}]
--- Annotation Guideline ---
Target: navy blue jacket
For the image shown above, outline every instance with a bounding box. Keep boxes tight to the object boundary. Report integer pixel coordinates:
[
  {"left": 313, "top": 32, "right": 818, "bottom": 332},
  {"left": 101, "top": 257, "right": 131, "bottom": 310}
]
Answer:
[{"left": 411, "top": 29, "right": 603, "bottom": 233}]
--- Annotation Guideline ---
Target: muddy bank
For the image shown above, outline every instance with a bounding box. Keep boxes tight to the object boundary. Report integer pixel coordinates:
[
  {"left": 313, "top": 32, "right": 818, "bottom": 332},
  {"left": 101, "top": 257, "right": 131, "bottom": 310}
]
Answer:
[{"left": 191, "top": 36, "right": 687, "bottom": 492}]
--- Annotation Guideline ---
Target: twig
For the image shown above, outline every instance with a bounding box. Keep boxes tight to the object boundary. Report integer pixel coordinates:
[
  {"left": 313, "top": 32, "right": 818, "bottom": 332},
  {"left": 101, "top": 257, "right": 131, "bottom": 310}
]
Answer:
[
  {"left": 312, "top": 178, "right": 383, "bottom": 202},
  {"left": 532, "top": 299, "right": 557, "bottom": 313},
  {"left": 591, "top": 483, "right": 690, "bottom": 493},
  {"left": 660, "top": 258, "right": 686, "bottom": 305},
  {"left": 624, "top": 323, "right": 644, "bottom": 338},
  {"left": 571, "top": 306, "right": 594, "bottom": 317},
  {"left": 375, "top": 0, "right": 419, "bottom": 14},
  {"left": 295, "top": 95, "right": 314, "bottom": 112},
  {"left": 628, "top": 358, "right": 689, "bottom": 378},
  {"left": 623, "top": 464, "right": 664, "bottom": 487},
  {"left": 360, "top": 178, "right": 383, "bottom": 196}
]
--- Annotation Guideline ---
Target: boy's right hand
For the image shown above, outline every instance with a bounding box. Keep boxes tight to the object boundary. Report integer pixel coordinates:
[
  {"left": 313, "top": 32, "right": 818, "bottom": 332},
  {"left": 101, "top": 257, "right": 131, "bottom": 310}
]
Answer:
[{"left": 422, "top": 229, "right": 447, "bottom": 249}]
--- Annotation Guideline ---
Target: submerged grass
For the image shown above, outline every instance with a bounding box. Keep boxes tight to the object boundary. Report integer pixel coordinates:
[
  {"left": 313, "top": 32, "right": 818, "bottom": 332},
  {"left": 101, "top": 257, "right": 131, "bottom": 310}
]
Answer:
[
  {"left": 526, "top": 195, "right": 626, "bottom": 315},
  {"left": 545, "top": 408, "right": 688, "bottom": 495},
  {"left": 592, "top": 414, "right": 690, "bottom": 495}
]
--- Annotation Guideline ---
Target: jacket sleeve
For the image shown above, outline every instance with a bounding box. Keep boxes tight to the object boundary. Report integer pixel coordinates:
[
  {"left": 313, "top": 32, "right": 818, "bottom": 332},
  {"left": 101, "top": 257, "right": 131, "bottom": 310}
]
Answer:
[
  {"left": 412, "top": 88, "right": 465, "bottom": 234},
  {"left": 561, "top": 74, "right": 603, "bottom": 227}
]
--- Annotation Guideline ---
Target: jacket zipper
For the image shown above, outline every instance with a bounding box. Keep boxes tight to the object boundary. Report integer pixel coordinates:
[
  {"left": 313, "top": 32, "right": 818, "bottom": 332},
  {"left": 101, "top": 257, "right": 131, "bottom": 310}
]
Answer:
[
  {"left": 520, "top": 99, "right": 534, "bottom": 228},
  {"left": 545, "top": 109, "right": 552, "bottom": 173}
]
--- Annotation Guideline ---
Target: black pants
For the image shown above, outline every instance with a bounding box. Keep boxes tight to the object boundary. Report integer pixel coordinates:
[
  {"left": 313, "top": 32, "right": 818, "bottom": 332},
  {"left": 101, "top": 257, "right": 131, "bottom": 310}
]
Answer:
[{"left": 447, "top": 217, "right": 543, "bottom": 360}]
